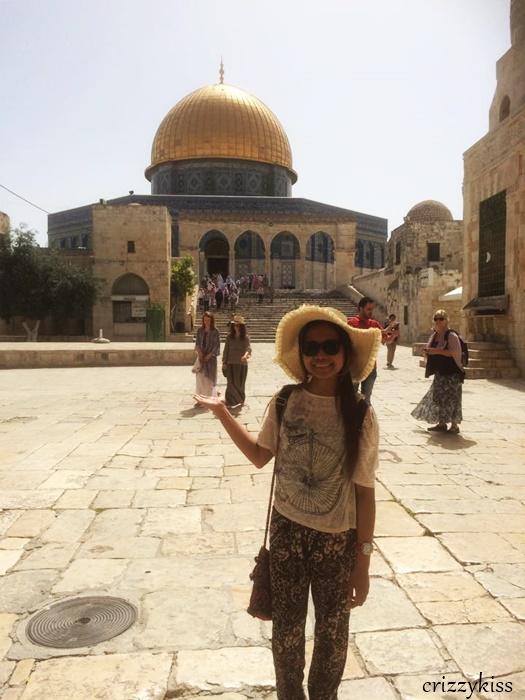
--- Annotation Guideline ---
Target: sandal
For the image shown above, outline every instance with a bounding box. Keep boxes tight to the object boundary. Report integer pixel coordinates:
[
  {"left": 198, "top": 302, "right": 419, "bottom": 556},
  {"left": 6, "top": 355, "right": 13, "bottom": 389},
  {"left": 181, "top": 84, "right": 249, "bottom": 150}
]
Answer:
[
  {"left": 448, "top": 425, "right": 460, "bottom": 434},
  {"left": 427, "top": 424, "right": 447, "bottom": 432}
]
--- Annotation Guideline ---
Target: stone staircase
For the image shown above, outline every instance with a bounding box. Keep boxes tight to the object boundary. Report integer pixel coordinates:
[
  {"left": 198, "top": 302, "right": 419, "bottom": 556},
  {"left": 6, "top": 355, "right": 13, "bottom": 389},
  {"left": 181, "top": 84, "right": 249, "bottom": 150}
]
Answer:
[
  {"left": 205, "top": 291, "right": 359, "bottom": 342},
  {"left": 412, "top": 340, "right": 520, "bottom": 380}
]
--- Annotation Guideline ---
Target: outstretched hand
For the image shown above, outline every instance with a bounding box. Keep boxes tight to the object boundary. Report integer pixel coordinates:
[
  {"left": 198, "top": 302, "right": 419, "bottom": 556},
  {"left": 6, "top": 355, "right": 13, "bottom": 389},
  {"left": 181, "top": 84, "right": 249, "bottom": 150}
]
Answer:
[{"left": 193, "top": 395, "right": 226, "bottom": 415}]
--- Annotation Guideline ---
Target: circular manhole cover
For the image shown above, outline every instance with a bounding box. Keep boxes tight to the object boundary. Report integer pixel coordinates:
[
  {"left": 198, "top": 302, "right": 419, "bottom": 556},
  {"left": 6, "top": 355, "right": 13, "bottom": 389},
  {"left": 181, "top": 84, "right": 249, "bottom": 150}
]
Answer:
[{"left": 26, "top": 596, "right": 137, "bottom": 649}]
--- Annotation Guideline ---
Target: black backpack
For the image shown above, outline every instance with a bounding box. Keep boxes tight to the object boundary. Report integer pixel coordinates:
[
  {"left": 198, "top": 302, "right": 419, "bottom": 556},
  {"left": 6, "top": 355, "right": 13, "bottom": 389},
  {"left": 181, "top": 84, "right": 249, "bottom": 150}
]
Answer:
[{"left": 446, "top": 329, "right": 469, "bottom": 367}]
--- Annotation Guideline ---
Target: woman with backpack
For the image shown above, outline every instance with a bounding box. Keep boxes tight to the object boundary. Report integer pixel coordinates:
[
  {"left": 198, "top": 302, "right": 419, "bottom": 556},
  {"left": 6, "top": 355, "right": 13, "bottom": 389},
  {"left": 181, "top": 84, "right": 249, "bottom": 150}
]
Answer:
[
  {"left": 195, "top": 305, "right": 381, "bottom": 699},
  {"left": 412, "top": 308, "right": 465, "bottom": 434}
]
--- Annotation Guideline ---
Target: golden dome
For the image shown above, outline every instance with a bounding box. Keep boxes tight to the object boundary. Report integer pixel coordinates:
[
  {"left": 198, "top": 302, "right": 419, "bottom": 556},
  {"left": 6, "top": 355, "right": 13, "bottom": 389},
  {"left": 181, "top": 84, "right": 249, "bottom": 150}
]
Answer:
[{"left": 146, "top": 83, "right": 295, "bottom": 180}]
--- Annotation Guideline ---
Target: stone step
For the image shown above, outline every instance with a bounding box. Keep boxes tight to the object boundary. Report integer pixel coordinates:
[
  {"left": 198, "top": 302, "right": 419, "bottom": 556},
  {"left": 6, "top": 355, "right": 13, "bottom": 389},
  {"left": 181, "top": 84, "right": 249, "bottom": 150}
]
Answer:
[
  {"left": 418, "top": 358, "right": 521, "bottom": 379},
  {"left": 467, "top": 358, "right": 515, "bottom": 368},
  {"left": 468, "top": 349, "right": 511, "bottom": 359},
  {"left": 465, "top": 367, "right": 521, "bottom": 379}
]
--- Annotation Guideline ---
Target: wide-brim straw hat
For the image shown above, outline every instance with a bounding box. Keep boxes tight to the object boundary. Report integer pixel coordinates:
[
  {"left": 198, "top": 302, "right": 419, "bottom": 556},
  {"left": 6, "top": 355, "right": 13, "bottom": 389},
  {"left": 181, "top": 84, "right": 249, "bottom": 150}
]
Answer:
[
  {"left": 274, "top": 304, "right": 381, "bottom": 384},
  {"left": 229, "top": 314, "right": 246, "bottom": 325}
]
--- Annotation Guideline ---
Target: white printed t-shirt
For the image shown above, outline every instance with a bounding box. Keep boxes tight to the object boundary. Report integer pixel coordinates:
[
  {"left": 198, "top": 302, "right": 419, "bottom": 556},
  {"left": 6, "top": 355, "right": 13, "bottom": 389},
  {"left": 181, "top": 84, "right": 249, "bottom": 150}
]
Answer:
[{"left": 257, "top": 387, "right": 379, "bottom": 533}]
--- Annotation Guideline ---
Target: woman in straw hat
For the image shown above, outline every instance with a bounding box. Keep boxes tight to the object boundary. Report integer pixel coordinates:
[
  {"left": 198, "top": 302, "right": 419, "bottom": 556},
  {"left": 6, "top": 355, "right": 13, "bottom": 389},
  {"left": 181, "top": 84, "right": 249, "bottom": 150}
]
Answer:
[
  {"left": 195, "top": 305, "right": 381, "bottom": 699},
  {"left": 222, "top": 315, "right": 252, "bottom": 408}
]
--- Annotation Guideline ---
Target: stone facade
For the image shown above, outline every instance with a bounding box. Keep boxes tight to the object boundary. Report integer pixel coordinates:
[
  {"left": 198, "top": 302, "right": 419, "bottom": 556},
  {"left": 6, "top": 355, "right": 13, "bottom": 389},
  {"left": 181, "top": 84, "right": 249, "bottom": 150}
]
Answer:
[
  {"left": 352, "top": 201, "right": 463, "bottom": 343},
  {"left": 462, "top": 0, "right": 525, "bottom": 374},
  {"left": 91, "top": 204, "right": 171, "bottom": 341}
]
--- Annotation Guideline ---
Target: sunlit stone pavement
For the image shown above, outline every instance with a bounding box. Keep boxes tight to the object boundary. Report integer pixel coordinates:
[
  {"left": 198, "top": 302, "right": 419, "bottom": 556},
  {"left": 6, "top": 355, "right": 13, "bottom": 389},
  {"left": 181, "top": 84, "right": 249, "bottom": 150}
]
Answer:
[{"left": 0, "top": 343, "right": 524, "bottom": 699}]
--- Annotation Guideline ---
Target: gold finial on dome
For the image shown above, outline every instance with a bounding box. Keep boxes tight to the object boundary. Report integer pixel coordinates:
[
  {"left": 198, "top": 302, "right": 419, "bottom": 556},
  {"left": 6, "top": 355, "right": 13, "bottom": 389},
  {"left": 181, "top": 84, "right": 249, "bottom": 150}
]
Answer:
[{"left": 219, "top": 57, "right": 224, "bottom": 84}]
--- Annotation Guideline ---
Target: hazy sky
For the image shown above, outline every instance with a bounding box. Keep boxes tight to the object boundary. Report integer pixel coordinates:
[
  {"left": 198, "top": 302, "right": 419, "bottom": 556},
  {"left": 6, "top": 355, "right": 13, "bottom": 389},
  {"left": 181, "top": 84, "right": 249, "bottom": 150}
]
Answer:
[{"left": 1, "top": 0, "right": 510, "bottom": 245}]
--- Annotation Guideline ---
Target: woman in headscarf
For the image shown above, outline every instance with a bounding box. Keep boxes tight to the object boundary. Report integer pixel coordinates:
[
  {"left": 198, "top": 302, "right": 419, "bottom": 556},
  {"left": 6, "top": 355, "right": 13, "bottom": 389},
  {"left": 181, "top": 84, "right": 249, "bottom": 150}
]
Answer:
[{"left": 222, "top": 315, "right": 251, "bottom": 408}]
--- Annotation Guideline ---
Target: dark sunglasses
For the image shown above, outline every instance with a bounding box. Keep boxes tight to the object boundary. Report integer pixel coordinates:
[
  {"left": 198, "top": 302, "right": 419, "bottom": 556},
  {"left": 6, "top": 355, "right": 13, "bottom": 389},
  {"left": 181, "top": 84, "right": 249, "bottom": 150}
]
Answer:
[
  {"left": 433, "top": 316, "right": 445, "bottom": 321},
  {"left": 301, "top": 339, "right": 342, "bottom": 356}
]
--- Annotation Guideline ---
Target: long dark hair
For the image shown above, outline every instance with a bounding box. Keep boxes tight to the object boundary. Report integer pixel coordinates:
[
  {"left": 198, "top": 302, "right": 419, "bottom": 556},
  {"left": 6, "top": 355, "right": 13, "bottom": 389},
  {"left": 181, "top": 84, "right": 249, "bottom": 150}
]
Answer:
[
  {"left": 229, "top": 322, "right": 247, "bottom": 340},
  {"left": 298, "top": 320, "right": 363, "bottom": 479},
  {"left": 201, "top": 311, "right": 215, "bottom": 330}
]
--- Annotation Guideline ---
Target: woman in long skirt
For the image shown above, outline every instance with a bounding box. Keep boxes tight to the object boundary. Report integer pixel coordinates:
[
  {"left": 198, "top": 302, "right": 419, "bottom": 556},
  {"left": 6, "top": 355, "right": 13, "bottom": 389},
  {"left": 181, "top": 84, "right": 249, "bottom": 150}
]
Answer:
[
  {"left": 194, "top": 312, "right": 220, "bottom": 402},
  {"left": 222, "top": 315, "right": 251, "bottom": 408},
  {"left": 411, "top": 309, "right": 464, "bottom": 434}
]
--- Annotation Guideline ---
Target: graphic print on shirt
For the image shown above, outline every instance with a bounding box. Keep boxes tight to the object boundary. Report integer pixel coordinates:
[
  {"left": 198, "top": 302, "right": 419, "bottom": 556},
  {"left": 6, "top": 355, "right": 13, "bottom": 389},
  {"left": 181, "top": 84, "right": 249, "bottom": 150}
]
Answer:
[{"left": 276, "top": 417, "right": 344, "bottom": 515}]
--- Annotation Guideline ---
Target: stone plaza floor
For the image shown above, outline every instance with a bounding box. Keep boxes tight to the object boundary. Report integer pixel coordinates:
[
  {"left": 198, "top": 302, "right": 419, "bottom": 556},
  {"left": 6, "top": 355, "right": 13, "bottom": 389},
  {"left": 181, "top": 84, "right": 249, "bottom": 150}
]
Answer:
[{"left": 0, "top": 343, "right": 524, "bottom": 699}]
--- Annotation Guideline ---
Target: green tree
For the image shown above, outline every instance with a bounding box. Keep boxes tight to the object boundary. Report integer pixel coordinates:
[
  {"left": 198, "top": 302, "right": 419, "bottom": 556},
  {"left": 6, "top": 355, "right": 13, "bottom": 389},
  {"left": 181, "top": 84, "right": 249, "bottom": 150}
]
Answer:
[
  {"left": 0, "top": 226, "right": 98, "bottom": 340},
  {"left": 170, "top": 256, "right": 196, "bottom": 333}
]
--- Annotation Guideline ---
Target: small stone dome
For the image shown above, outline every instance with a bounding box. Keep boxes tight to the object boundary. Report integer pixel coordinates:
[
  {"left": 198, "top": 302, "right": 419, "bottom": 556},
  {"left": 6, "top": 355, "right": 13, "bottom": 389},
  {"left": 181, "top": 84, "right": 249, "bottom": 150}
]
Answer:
[{"left": 405, "top": 200, "right": 453, "bottom": 223}]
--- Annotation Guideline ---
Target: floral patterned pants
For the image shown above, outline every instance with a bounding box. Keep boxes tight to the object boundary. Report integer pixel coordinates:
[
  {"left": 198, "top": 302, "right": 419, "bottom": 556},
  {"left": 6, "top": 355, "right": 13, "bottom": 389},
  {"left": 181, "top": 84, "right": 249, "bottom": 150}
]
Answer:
[{"left": 269, "top": 508, "right": 357, "bottom": 700}]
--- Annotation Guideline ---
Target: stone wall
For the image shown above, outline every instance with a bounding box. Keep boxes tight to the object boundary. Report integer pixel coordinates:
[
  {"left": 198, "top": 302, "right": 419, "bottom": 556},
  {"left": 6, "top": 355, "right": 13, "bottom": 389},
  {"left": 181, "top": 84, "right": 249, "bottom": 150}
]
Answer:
[
  {"left": 91, "top": 204, "right": 171, "bottom": 341},
  {"left": 463, "top": 106, "right": 525, "bottom": 374}
]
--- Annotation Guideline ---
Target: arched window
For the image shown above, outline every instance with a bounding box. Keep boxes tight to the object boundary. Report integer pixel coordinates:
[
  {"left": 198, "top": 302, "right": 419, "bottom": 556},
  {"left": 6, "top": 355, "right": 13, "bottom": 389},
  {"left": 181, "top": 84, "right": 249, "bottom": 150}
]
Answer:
[
  {"left": 270, "top": 232, "right": 300, "bottom": 259},
  {"left": 499, "top": 95, "right": 510, "bottom": 122},
  {"left": 368, "top": 242, "right": 375, "bottom": 267},
  {"left": 234, "top": 231, "right": 265, "bottom": 260},
  {"left": 380, "top": 244, "right": 385, "bottom": 267},
  {"left": 112, "top": 274, "right": 149, "bottom": 296},
  {"left": 306, "top": 232, "right": 335, "bottom": 263}
]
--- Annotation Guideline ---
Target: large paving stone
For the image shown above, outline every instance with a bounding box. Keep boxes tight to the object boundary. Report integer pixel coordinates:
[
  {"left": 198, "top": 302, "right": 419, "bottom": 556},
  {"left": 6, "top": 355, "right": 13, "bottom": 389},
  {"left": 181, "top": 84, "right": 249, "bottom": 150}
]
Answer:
[
  {"left": 19, "top": 652, "right": 172, "bottom": 700},
  {"left": 397, "top": 571, "right": 490, "bottom": 602},
  {"left": 434, "top": 622, "right": 525, "bottom": 677},
  {"left": 175, "top": 647, "right": 274, "bottom": 692},
  {"left": 376, "top": 537, "right": 462, "bottom": 573},
  {"left": 14, "top": 543, "right": 78, "bottom": 571},
  {"left": 77, "top": 535, "right": 160, "bottom": 559},
  {"left": 205, "top": 502, "right": 268, "bottom": 532},
  {"left": 52, "top": 558, "right": 128, "bottom": 592},
  {"left": 438, "top": 533, "right": 525, "bottom": 564},
  {"left": 0, "top": 492, "right": 62, "bottom": 509},
  {"left": 6, "top": 511, "right": 56, "bottom": 538},
  {"left": 141, "top": 507, "right": 202, "bottom": 536},
  {"left": 393, "top": 673, "right": 473, "bottom": 699},
  {"left": 339, "top": 677, "right": 398, "bottom": 699},
  {"left": 89, "top": 509, "right": 145, "bottom": 538},
  {"left": 417, "top": 513, "right": 525, "bottom": 533},
  {"left": 402, "top": 498, "right": 525, "bottom": 514},
  {"left": 123, "top": 556, "right": 251, "bottom": 590},
  {"left": 469, "top": 564, "right": 525, "bottom": 598},
  {"left": 132, "top": 489, "right": 187, "bottom": 507},
  {"left": 40, "top": 510, "right": 94, "bottom": 543},
  {"left": 374, "top": 501, "right": 424, "bottom": 536},
  {"left": 136, "top": 589, "right": 235, "bottom": 649},
  {"left": 0, "top": 550, "right": 23, "bottom": 575},
  {"left": 0, "top": 570, "right": 58, "bottom": 613},
  {"left": 499, "top": 597, "right": 525, "bottom": 620},
  {"left": 416, "top": 597, "right": 511, "bottom": 624},
  {"left": 355, "top": 628, "right": 447, "bottom": 674},
  {"left": 350, "top": 578, "right": 425, "bottom": 632},
  {"left": 162, "top": 532, "right": 236, "bottom": 556},
  {"left": 0, "top": 613, "right": 18, "bottom": 657},
  {"left": 476, "top": 671, "right": 525, "bottom": 700}
]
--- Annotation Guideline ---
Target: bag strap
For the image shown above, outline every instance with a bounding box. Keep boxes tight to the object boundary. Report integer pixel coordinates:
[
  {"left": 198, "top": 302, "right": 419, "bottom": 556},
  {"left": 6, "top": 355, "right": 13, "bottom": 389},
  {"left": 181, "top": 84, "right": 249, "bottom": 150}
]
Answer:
[{"left": 262, "top": 385, "right": 296, "bottom": 549}]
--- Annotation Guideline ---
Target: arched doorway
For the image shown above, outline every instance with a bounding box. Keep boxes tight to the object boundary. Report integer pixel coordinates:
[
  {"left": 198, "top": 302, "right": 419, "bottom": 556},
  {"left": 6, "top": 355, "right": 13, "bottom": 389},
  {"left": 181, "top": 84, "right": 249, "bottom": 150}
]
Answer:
[
  {"left": 199, "top": 230, "right": 229, "bottom": 279},
  {"left": 305, "top": 232, "right": 335, "bottom": 290},
  {"left": 111, "top": 273, "right": 150, "bottom": 324},
  {"left": 234, "top": 231, "right": 265, "bottom": 278},
  {"left": 271, "top": 232, "right": 300, "bottom": 289}
]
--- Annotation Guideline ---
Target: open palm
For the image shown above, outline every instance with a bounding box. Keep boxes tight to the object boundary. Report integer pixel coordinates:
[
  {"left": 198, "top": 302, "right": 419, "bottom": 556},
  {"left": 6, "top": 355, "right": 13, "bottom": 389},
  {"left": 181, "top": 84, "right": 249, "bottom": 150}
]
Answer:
[{"left": 194, "top": 394, "right": 225, "bottom": 411}]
